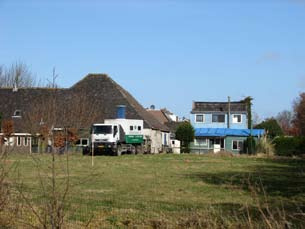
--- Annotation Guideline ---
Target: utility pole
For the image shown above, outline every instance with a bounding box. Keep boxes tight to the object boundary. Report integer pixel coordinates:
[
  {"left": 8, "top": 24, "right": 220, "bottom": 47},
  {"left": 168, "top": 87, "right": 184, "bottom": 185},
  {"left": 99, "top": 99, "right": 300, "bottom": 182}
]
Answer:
[
  {"left": 91, "top": 141, "right": 94, "bottom": 167},
  {"left": 228, "top": 96, "right": 231, "bottom": 129}
]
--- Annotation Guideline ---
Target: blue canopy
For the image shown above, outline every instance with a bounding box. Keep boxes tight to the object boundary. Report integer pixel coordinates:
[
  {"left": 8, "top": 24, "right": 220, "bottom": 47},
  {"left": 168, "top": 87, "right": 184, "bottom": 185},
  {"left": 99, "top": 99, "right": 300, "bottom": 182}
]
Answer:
[{"left": 195, "top": 128, "right": 265, "bottom": 137}]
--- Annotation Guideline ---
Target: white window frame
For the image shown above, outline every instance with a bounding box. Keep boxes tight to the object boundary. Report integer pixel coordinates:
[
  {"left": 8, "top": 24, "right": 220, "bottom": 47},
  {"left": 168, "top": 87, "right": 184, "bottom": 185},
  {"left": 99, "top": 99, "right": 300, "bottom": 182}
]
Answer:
[
  {"left": 232, "top": 140, "right": 244, "bottom": 151},
  {"left": 76, "top": 138, "right": 89, "bottom": 147},
  {"left": 232, "top": 114, "right": 242, "bottom": 124},
  {"left": 17, "top": 136, "right": 22, "bottom": 146},
  {"left": 12, "top": 109, "right": 22, "bottom": 118},
  {"left": 195, "top": 114, "right": 205, "bottom": 123},
  {"left": 194, "top": 138, "right": 208, "bottom": 146},
  {"left": 81, "top": 138, "right": 89, "bottom": 147}
]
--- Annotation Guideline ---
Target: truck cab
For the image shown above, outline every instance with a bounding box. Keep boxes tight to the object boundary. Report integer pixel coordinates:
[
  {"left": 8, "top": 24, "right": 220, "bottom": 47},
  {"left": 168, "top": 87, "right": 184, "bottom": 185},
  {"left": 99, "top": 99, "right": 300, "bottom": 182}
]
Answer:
[
  {"left": 91, "top": 124, "right": 120, "bottom": 144},
  {"left": 88, "top": 124, "right": 121, "bottom": 155}
]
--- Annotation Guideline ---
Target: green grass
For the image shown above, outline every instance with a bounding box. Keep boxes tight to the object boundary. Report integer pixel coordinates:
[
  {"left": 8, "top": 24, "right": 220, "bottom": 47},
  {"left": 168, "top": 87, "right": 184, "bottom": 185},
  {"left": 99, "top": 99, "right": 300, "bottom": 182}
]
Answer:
[{"left": 5, "top": 153, "right": 305, "bottom": 227}]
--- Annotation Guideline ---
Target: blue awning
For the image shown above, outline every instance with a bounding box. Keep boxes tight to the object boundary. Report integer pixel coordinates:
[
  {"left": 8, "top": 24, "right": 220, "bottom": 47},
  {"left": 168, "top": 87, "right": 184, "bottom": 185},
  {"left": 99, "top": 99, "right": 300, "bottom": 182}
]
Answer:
[{"left": 195, "top": 128, "right": 265, "bottom": 137}]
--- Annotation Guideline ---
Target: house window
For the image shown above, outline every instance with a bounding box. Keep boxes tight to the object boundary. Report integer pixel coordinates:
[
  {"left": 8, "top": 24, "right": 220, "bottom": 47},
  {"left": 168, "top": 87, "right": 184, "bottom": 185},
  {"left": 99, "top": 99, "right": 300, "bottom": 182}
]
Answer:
[
  {"left": 81, "top": 139, "right": 89, "bottom": 146},
  {"left": 17, "top": 136, "right": 22, "bottom": 146},
  {"left": 138, "top": 126, "right": 141, "bottom": 131},
  {"left": 233, "top": 114, "right": 242, "bottom": 123},
  {"left": 194, "top": 138, "right": 208, "bottom": 146},
  {"left": 232, "top": 140, "right": 244, "bottom": 151},
  {"left": 13, "top": 110, "right": 22, "bottom": 118},
  {"left": 212, "top": 114, "right": 225, "bottom": 123},
  {"left": 76, "top": 138, "right": 89, "bottom": 146},
  {"left": 195, "top": 114, "right": 205, "bottom": 123}
]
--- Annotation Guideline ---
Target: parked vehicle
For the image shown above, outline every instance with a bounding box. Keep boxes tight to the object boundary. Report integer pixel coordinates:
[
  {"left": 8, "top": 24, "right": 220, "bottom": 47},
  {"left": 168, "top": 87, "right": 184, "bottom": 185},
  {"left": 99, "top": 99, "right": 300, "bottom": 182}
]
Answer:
[{"left": 83, "top": 119, "right": 144, "bottom": 156}]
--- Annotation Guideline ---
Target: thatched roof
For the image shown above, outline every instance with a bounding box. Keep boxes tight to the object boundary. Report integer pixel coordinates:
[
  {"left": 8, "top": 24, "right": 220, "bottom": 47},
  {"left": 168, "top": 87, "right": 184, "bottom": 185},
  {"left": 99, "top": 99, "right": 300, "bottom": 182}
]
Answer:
[{"left": 0, "top": 74, "right": 169, "bottom": 133}]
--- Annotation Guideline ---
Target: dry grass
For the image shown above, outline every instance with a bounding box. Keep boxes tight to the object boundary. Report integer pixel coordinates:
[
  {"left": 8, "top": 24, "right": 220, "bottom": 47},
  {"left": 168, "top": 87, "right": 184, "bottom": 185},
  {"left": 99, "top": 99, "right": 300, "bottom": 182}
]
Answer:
[{"left": 2, "top": 153, "right": 305, "bottom": 228}]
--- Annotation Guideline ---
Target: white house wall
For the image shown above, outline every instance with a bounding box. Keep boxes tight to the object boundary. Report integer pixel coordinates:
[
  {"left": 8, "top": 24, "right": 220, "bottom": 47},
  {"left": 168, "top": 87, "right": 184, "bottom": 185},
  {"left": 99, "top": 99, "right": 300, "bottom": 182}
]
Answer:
[
  {"left": 143, "top": 129, "right": 162, "bottom": 154},
  {"left": 0, "top": 133, "right": 32, "bottom": 153}
]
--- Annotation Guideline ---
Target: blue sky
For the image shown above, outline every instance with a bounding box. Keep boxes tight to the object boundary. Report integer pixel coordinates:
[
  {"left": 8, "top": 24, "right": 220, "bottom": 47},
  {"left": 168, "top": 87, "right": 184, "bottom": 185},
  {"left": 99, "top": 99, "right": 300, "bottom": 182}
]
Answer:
[{"left": 1, "top": 0, "right": 305, "bottom": 120}]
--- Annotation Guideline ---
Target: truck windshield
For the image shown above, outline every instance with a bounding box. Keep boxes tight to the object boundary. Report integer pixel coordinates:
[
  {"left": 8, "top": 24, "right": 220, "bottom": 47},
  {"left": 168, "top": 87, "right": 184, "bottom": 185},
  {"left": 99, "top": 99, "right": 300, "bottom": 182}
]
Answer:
[{"left": 92, "top": 126, "right": 112, "bottom": 134}]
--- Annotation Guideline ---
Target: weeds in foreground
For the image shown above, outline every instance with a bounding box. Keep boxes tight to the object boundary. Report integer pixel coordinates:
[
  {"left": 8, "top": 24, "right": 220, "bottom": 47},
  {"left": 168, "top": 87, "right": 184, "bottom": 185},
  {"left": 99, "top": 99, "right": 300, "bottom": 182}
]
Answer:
[
  {"left": 0, "top": 145, "right": 21, "bottom": 228},
  {"left": 14, "top": 152, "right": 71, "bottom": 229},
  {"left": 256, "top": 136, "right": 275, "bottom": 156},
  {"left": 1, "top": 153, "right": 305, "bottom": 228}
]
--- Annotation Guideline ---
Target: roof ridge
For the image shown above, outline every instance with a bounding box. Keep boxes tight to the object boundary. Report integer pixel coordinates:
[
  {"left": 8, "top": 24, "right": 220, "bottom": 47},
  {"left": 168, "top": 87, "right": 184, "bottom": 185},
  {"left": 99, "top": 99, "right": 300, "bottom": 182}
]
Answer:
[
  {"left": 0, "top": 87, "right": 66, "bottom": 90},
  {"left": 70, "top": 73, "right": 109, "bottom": 88}
]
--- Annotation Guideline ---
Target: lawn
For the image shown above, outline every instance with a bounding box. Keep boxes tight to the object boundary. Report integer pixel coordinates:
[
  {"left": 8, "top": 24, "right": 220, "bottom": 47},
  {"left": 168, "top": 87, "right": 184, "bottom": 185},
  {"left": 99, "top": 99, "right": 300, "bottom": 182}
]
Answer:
[{"left": 4, "top": 153, "right": 305, "bottom": 228}]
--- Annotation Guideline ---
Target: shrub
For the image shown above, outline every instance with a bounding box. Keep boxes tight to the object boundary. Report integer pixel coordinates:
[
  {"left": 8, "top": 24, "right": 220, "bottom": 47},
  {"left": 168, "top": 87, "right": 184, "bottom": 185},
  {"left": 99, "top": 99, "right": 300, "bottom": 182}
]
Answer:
[
  {"left": 273, "top": 136, "right": 305, "bottom": 156},
  {"left": 244, "top": 136, "right": 256, "bottom": 154},
  {"left": 256, "top": 137, "right": 275, "bottom": 156},
  {"left": 176, "top": 122, "right": 194, "bottom": 153}
]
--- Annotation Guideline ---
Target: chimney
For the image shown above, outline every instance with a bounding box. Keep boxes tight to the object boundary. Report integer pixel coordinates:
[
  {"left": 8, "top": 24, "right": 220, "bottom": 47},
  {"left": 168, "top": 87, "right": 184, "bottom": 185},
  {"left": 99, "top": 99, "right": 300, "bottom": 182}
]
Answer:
[
  {"left": 117, "top": 105, "right": 126, "bottom": 119},
  {"left": 228, "top": 96, "right": 231, "bottom": 129},
  {"left": 13, "top": 83, "right": 18, "bottom": 92}
]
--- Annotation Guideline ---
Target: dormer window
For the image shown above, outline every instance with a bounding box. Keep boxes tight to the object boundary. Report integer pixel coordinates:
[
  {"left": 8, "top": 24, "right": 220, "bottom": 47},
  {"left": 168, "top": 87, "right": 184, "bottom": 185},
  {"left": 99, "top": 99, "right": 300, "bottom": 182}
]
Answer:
[{"left": 13, "top": 110, "right": 22, "bottom": 118}]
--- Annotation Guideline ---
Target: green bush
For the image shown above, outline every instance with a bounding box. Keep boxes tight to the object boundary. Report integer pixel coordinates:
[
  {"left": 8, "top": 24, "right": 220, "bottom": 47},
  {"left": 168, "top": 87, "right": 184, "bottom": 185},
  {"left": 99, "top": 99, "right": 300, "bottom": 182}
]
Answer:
[
  {"left": 273, "top": 137, "right": 305, "bottom": 156},
  {"left": 254, "top": 118, "right": 283, "bottom": 139},
  {"left": 175, "top": 122, "right": 194, "bottom": 153}
]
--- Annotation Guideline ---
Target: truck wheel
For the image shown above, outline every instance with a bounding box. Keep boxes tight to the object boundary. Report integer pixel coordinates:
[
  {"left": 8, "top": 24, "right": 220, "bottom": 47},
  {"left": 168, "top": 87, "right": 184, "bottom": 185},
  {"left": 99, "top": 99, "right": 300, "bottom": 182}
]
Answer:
[
  {"left": 131, "top": 146, "right": 136, "bottom": 155},
  {"left": 136, "top": 145, "right": 143, "bottom": 154}
]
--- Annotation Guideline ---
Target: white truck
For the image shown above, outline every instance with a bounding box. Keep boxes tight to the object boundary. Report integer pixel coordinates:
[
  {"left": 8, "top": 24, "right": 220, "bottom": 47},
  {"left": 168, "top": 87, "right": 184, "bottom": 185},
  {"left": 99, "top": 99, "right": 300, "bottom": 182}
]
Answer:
[{"left": 83, "top": 119, "right": 145, "bottom": 156}]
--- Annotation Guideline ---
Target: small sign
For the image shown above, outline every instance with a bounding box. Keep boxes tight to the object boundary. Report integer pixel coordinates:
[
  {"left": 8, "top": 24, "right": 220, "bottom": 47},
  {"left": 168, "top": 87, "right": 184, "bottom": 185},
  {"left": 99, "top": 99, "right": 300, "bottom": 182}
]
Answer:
[{"left": 125, "top": 135, "right": 143, "bottom": 144}]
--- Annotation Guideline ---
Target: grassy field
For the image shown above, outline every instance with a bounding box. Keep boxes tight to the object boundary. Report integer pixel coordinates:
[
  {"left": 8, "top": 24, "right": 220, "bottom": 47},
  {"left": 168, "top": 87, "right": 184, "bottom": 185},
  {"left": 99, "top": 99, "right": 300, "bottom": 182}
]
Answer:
[{"left": 3, "top": 153, "right": 305, "bottom": 228}]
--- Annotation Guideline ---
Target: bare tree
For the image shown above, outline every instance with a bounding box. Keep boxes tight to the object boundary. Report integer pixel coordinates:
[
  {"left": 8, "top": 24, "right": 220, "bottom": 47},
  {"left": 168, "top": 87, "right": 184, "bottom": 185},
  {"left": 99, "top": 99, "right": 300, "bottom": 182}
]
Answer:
[
  {"left": 22, "top": 67, "right": 99, "bottom": 153},
  {"left": 15, "top": 70, "right": 70, "bottom": 229},
  {"left": 0, "top": 61, "right": 39, "bottom": 88},
  {"left": 45, "top": 67, "right": 60, "bottom": 89},
  {"left": 252, "top": 111, "right": 261, "bottom": 126},
  {"left": 16, "top": 68, "right": 100, "bottom": 228},
  {"left": 0, "top": 143, "right": 13, "bottom": 227},
  {"left": 293, "top": 93, "right": 305, "bottom": 136},
  {"left": 276, "top": 110, "right": 294, "bottom": 135},
  {"left": 0, "top": 66, "right": 4, "bottom": 87},
  {"left": 1, "top": 119, "right": 14, "bottom": 150},
  {"left": 0, "top": 119, "right": 15, "bottom": 227}
]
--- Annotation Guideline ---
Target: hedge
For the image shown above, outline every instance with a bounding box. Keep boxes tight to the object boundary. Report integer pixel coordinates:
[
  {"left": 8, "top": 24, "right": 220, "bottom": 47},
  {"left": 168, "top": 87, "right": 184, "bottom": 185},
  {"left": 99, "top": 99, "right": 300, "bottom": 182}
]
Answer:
[{"left": 273, "top": 136, "right": 305, "bottom": 156}]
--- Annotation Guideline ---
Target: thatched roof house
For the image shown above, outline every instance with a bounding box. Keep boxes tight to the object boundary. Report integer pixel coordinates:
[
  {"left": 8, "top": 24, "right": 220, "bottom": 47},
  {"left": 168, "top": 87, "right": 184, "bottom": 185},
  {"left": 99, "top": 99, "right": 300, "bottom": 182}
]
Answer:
[{"left": 0, "top": 74, "right": 169, "bottom": 134}]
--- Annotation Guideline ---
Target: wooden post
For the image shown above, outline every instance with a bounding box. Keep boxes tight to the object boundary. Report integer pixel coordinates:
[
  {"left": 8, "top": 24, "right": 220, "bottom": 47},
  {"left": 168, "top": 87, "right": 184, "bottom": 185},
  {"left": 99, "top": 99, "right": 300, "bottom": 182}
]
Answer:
[
  {"left": 91, "top": 142, "right": 94, "bottom": 167},
  {"left": 29, "top": 136, "right": 32, "bottom": 154}
]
